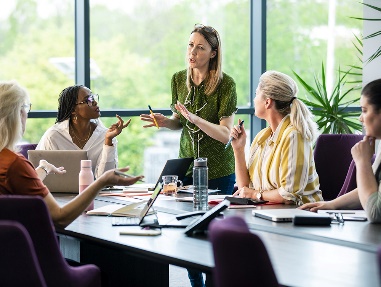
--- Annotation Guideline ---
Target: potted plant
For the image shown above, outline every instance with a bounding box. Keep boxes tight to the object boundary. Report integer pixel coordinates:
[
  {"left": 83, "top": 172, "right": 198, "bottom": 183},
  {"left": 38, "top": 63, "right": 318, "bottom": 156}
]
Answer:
[{"left": 292, "top": 63, "right": 362, "bottom": 134}]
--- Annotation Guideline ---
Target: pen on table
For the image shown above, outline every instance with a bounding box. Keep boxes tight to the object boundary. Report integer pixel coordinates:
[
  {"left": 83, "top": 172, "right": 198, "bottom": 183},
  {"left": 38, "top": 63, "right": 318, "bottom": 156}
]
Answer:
[
  {"left": 114, "top": 170, "right": 145, "bottom": 182},
  {"left": 148, "top": 105, "right": 159, "bottom": 129},
  {"left": 225, "top": 120, "right": 244, "bottom": 149}
]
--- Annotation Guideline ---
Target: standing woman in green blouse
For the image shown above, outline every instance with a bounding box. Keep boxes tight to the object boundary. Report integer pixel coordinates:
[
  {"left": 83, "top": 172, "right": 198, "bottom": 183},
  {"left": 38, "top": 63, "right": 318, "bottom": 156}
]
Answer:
[{"left": 141, "top": 24, "right": 237, "bottom": 196}]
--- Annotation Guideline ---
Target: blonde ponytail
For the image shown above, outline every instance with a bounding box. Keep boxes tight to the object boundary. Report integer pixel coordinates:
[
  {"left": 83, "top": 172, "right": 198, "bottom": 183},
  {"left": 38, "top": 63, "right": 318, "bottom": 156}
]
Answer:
[{"left": 259, "top": 71, "right": 318, "bottom": 142}]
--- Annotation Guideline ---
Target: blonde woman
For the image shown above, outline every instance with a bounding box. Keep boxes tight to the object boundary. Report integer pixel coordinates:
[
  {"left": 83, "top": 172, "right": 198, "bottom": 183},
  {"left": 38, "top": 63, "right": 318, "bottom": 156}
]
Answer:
[
  {"left": 141, "top": 24, "right": 237, "bottom": 287},
  {"left": 141, "top": 24, "right": 237, "bottom": 196},
  {"left": 230, "top": 71, "right": 323, "bottom": 205}
]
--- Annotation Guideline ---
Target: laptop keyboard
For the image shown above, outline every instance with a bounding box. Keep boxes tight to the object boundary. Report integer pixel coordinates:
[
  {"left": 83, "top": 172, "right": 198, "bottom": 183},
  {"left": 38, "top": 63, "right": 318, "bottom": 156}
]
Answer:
[{"left": 112, "top": 217, "right": 140, "bottom": 226}]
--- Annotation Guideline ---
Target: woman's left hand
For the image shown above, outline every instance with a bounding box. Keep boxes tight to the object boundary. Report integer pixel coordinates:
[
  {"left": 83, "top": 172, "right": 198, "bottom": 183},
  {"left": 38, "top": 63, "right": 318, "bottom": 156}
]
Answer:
[
  {"left": 233, "top": 186, "right": 256, "bottom": 198},
  {"left": 38, "top": 160, "right": 66, "bottom": 175},
  {"left": 105, "top": 115, "right": 131, "bottom": 143},
  {"left": 175, "top": 101, "right": 197, "bottom": 124}
]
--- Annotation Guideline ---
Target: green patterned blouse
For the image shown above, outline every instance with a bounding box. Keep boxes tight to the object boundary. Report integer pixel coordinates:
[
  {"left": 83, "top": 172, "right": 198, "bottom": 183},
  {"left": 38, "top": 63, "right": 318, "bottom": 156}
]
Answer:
[{"left": 171, "top": 69, "right": 237, "bottom": 179}]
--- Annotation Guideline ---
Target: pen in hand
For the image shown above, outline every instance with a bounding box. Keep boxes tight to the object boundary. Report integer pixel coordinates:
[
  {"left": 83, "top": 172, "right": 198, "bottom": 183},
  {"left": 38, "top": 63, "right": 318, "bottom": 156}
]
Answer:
[
  {"left": 148, "top": 105, "right": 159, "bottom": 129},
  {"left": 225, "top": 120, "right": 244, "bottom": 149}
]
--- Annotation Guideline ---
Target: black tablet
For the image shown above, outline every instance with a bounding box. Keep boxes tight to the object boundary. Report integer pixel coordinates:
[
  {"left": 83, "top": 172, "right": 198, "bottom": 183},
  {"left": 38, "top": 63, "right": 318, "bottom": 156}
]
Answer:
[
  {"left": 225, "top": 196, "right": 268, "bottom": 205},
  {"left": 184, "top": 199, "right": 230, "bottom": 236}
]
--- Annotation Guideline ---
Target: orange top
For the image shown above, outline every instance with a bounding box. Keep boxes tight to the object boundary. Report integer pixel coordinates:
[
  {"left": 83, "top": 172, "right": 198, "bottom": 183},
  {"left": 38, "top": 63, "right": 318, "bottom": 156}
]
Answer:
[{"left": 0, "top": 148, "right": 49, "bottom": 197}]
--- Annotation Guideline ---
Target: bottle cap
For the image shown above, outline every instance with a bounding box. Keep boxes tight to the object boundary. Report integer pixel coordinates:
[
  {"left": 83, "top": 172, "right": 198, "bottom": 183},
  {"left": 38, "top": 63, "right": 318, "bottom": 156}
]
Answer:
[
  {"left": 81, "top": 160, "right": 92, "bottom": 168},
  {"left": 194, "top": 158, "right": 207, "bottom": 167}
]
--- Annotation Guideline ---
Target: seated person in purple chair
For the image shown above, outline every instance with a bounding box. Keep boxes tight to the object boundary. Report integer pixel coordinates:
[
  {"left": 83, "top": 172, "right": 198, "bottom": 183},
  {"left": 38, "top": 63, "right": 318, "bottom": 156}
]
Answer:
[
  {"left": 230, "top": 71, "right": 323, "bottom": 205},
  {"left": 300, "top": 79, "right": 381, "bottom": 223},
  {"left": 0, "top": 80, "right": 144, "bottom": 228}
]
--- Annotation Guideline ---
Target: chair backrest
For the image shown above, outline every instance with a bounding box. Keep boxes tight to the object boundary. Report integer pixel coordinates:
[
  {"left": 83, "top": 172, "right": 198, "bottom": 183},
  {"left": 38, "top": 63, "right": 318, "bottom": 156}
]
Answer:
[
  {"left": 0, "top": 195, "right": 101, "bottom": 287},
  {"left": 16, "top": 143, "right": 38, "bottom": 159},
  {"left": 337, "top": 155, "right": 376, "bottom": 198},
  {"left": 0, "top": 220, "right": 47, "bottom": 287},
  {"left": 208, "top": 216, "right": 279, "bottom": 287},
  {"left": 314, "top": 134, "right": 363, "bottom": 200},
  {"left": 378, "top": 244, "right": 381, "bottom": 280},
  {"left": 337, "top": 160, "right": 357, "bottom": 197}
]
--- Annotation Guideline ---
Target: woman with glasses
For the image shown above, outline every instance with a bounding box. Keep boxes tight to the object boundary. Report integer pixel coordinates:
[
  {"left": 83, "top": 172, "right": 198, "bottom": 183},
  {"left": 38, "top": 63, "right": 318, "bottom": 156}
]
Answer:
[
  {"left": 37, "top": 85, "right": 130, "bottom": 178},
  {"left": 141, "top": 24, "right": 237, "bottom": 196},
  {"left": 300, "top": 79, "right": 381, "bottom": 223},
  {"left": 0, "top": 80, "right": 143, "bottom": 228}
]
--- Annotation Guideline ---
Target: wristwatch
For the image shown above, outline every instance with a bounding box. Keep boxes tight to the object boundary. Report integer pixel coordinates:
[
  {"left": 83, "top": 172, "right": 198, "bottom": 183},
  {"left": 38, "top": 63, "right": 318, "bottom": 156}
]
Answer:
[{"left": 256, "top": 189, "right": 264, "bottom": 200}]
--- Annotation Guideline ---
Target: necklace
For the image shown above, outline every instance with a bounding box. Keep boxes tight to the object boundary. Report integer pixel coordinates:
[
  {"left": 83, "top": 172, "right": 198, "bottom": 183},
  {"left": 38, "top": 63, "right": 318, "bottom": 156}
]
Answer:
[{"left": 70, "top": 123, "right": 92, "bottom": 144}]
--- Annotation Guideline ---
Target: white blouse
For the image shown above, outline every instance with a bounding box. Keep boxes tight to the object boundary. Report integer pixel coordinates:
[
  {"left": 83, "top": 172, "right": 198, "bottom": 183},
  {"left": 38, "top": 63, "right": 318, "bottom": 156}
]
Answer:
[{"left": 36, "top": 119, "right": 117, "bottom": 178}]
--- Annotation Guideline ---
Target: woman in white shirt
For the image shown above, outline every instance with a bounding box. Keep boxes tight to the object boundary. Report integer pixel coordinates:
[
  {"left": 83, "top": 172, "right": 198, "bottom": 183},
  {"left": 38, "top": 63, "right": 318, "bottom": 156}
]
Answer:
[{"left": 37, "top": 85, "right": 130, "bottom": 178}]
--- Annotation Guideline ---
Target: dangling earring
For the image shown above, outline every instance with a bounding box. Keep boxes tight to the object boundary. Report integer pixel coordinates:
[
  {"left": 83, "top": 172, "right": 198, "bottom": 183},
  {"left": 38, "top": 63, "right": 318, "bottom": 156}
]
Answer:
[{"left": 73, "top": 114, "right": 78, "bottom": 124}]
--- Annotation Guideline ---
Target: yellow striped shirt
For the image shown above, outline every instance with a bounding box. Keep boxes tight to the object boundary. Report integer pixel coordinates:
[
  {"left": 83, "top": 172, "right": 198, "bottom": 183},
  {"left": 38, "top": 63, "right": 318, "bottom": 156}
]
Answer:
[{"left": 247, "top": 116, "right": 323, "bottom": 205}]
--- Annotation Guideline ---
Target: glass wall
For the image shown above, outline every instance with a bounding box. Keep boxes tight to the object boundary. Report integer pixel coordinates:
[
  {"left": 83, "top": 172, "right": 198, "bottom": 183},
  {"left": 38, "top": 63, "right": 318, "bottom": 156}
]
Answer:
[
  {"left": 267, "top": 0, "right": 363, "bottom": 99},
  {"left": 0, "top": 0, "right": 363, "bottom": 180},
  {"left": 0, "top": 0, "right": 75, "bottom": 143},
  {"left": 89, "top": 0, "right": 251, "bottom": 176}
]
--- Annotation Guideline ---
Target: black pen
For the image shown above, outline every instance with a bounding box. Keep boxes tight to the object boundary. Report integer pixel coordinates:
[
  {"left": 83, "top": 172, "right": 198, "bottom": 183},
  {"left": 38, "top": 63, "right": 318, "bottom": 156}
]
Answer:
[{"left": 225, "top": 120, "right": 244, "bottom": 149}]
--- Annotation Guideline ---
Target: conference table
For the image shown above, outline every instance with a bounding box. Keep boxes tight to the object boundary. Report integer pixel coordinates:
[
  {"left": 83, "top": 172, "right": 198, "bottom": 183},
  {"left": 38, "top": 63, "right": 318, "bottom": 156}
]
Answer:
[{"left": 55, "top": 193, "right": 381, "bottom": 287}]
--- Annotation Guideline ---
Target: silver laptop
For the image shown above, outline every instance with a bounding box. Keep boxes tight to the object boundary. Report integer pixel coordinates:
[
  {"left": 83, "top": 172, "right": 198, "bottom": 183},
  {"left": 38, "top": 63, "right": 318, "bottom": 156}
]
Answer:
[
  {"left": 111, "top": 183, "right": 196, "bottom": 228},
  {"left": 253, "top": 209, "right": 328, "bottom": 222},
  {"left": 28, "top": 150, "right": 88, "bottom": 193}
]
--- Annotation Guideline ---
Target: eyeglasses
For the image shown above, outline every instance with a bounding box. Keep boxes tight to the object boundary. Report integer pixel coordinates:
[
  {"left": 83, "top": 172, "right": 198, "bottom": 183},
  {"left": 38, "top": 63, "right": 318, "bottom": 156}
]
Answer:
[
  {"left": 194, "top": 24, "right": 216, "bottom": 34},
  {"left": 76, "top": 94, "right": 99, "bottom": 107},
  {"left": 328, "top": 212, "right": 345, "bottom": 225},
  {"left": 21, "top": 103, "right": 32, "bottom": 114}
]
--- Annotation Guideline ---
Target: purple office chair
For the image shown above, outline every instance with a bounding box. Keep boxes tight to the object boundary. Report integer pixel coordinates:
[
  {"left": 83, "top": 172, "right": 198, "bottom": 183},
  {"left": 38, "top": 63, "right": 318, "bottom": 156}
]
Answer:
[
  {"left": 378, "top": 245, "right": 381, "bottom": 280},
  {"left": 209, "top": 216, "right": 279, "bottom": 287},
  {"left": 0, "top": 195, "right": 101, "bottom": 287},
  {"left": 16, "top": 143, "right": 37, "bottom": 159},
  {"left": 0, "top": 220, "right": 47, "bottom": 287},
  {"left": 337, "top": 155, "right": 376, "bottom": 198},
  {"left": 314, "top": 134, "right": 363, "bottom": 200},
  {"left": 337, "top": 160, "right": 357, "bottom": 197}
]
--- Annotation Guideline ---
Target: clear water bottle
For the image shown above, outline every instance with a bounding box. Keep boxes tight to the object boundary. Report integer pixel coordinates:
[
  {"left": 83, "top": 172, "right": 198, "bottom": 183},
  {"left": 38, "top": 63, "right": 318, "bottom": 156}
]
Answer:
[
  {"left": 193, "top": 158, "right": 208, "bottom": 210},
  {"left": 79, "top": 160, "right": 94, "bottom": 211}
]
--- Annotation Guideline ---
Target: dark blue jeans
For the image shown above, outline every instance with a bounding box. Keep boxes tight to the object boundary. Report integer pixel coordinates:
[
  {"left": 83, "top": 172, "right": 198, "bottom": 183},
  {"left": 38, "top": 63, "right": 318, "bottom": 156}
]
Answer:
[{"left": 184, "top": 173, "right": 235, "bottom": 287}]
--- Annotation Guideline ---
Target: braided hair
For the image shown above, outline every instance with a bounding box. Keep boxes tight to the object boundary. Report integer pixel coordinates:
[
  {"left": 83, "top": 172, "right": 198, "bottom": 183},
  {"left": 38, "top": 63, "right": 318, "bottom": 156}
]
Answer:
[{"left": 56, "top": 85, "right": 83, "bottom": 123}]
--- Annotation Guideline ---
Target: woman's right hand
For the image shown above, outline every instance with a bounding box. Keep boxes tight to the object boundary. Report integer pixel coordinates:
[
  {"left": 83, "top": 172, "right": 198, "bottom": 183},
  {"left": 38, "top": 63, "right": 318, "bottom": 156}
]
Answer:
[
  {"left": 140, "top": 113, "right": 168, "bottom": 128},
  {"left": 98, "top": 166, "right": 144, "bottom": 187},
  {"left": 298, "top": 201, "right": 334, "bottom": 212},
  {"left": 230, "top": 119, "right": 246, "bottom": 149}
]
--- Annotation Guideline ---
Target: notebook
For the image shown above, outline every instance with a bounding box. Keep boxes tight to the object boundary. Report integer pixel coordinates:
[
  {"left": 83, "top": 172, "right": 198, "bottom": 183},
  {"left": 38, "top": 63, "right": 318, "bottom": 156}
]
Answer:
[
  {"left": 124, "top": 157, "right": 193, "bottom": 192},
  {"left": 28, "top": 150, "right": 88, "bottom": 193},
  {"left": 253, "top": 209, "right": 330, "bottom": 222},
  {"left": 111, "top": 182, "right": 200, "bottom": 228}
]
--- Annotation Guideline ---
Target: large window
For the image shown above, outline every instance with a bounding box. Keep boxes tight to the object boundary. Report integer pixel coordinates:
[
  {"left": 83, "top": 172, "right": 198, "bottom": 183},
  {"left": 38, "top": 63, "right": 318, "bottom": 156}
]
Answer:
[
  {"left": 0, "top": 0, "right": 75, "bottom": 143},
  {"left": 0, "top": 0, "right": 363, "bottom": 181},
  {"left": 267, "top": 0, "right": 362, "bottom": 99},
  {"left": 89, "top": 0, "right": 251, "bottom": 177}
]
